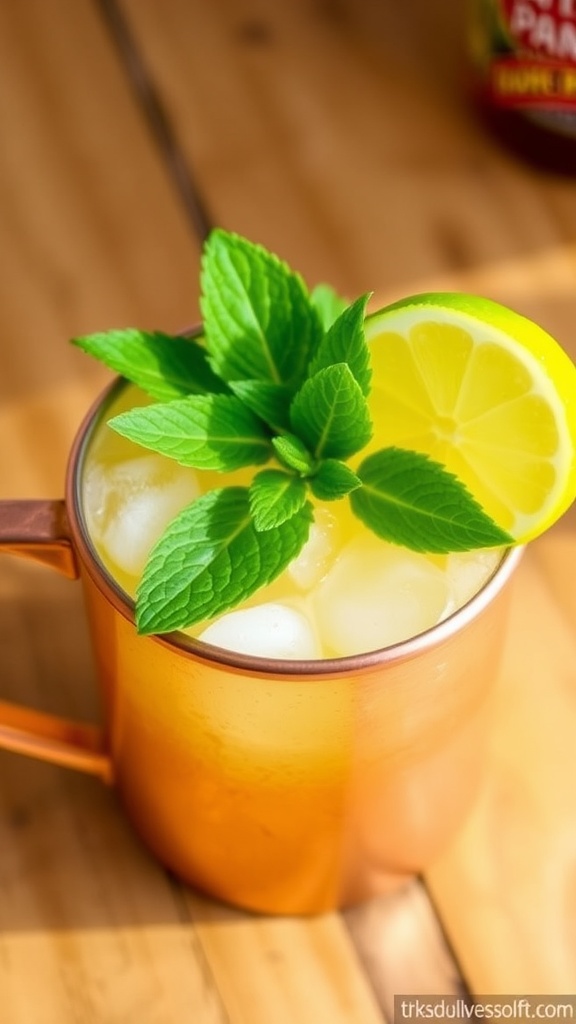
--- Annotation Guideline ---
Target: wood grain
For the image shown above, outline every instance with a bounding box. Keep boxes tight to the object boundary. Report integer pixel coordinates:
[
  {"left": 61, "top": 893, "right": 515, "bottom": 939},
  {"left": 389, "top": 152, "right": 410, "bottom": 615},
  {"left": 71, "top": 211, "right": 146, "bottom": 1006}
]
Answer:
[
  {"left": 120, "top": 0, "right": 576, "bottom": 303},
  {"left": 183, "top": 891, "right": 384, "bottom": 1024},
  {"left": 0, "top": 0, "right": 200, "bottom": 499},
  {"left": 0, "top": 2, "right": 211, "bottom": 1021}
]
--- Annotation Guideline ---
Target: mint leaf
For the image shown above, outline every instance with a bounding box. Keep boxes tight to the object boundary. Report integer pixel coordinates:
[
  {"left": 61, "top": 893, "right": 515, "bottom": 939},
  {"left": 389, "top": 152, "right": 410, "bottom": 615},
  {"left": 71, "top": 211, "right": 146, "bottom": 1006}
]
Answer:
[
  {"left": 249, "top": 470, "right": 308, "bottom": 530},
  {"left": 351, "top": 448, "right": 514, "bottom": 553},
  {"left": 308, "top": 294, "right": 372, "bottom": 396},
  {"left": 229, "top": 380, "right": 292, "bottom": 432},
  {"left": 272, "top": 433, "right": 315, "bottom": 474},
  {"left": 136, "top": 488, "right": 313, "bottom": 634},
  {"left": 310, "top": 284, "right": 348, "bottom": 329},
  {"left": 290, "top": 364, "right": 372, "bottom": 459},
  {"left": 72, "top": 329, "right": 226, "bottom": 400},
  {"left": 310, "top": 459, "right": 361, "bottom": 501},
  {"left": 200, "top": 229, "right": 323, "bottom": 391},
  {"left": 109, "top": 394, "right": 272, "bottom": 471}
]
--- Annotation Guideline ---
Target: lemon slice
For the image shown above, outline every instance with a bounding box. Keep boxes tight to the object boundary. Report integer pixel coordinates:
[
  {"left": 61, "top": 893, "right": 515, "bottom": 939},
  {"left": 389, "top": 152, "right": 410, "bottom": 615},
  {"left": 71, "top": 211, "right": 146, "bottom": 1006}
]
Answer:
[{"left": 364, "top": 293, "right": 576, "bottom": 542}]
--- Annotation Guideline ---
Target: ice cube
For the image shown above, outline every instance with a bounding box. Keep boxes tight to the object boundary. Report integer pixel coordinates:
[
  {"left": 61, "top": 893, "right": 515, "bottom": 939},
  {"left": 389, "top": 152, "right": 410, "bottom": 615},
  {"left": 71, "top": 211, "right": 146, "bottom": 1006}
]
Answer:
[
  {"left": 287, "top": 508, "right": 340, "bottom": 591},
  {"left": 440, "top": 548, "right": 502, "bottom": 619},
  {"left": 85, "top": 454, "right": 199, "bottom": 577},
  {"left": 314, "top": 535, "right": 450, "bottom": 656},
  {"left": 198, "top": 602, "right": 321, "bottom": 660}
]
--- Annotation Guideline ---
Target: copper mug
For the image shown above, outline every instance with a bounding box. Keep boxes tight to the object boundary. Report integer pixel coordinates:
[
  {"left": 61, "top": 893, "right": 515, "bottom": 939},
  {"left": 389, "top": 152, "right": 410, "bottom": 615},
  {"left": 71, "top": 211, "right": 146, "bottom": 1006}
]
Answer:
[{"left": 0, "top": 378, "right": 521, "bottom": 915}]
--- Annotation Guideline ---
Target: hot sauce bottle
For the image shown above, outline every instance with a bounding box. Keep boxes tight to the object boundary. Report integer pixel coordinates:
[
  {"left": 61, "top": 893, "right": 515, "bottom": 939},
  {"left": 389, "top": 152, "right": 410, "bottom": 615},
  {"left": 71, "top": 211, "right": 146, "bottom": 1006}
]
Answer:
[{"left": 470, "top": 0, "right": 576, "bottom": 172}]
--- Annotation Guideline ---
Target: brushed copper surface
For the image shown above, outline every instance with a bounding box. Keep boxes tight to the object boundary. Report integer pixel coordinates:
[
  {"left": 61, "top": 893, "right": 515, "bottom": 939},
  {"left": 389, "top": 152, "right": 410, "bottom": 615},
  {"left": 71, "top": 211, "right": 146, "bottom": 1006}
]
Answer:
[
  {"left": 0, "top": 499, "right": 78, "bottom": 579},
  {"left": 0, "top": 378, "right": 523, "bottom": 915}
]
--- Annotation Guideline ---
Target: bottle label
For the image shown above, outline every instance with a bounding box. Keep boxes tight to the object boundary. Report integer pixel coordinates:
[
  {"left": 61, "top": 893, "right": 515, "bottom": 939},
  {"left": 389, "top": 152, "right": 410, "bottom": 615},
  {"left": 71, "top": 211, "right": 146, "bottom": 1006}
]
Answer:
[{"left": 478, "top": 0, "right": 576, "bottom": 135}]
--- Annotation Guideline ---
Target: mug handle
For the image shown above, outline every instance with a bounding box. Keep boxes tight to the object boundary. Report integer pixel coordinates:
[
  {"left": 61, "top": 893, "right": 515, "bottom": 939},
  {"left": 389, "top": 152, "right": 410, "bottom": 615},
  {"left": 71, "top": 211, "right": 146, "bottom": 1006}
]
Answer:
[{"left": 0, "top": 500, "right": 113, "bottom": 782}]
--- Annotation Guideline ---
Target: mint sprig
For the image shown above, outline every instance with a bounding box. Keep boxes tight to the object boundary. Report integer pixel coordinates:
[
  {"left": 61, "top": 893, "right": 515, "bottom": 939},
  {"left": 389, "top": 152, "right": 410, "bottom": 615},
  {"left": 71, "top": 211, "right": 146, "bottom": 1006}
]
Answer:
[
  {"left": 109, "top": 394, "right": 272, "bottom": 471},
  {"left": 136, "top": 488, "right": 313, "bottom": 635},
  {"left": 74, "top": 228, "right": 514, "bottom": 637}
]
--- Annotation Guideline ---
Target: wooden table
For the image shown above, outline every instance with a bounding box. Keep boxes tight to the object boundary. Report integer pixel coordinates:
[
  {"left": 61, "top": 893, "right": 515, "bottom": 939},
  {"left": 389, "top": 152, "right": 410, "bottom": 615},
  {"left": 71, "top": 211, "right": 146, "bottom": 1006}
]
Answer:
[{"left": 1, "top": 1, "right": 576, "bottom": 1019}]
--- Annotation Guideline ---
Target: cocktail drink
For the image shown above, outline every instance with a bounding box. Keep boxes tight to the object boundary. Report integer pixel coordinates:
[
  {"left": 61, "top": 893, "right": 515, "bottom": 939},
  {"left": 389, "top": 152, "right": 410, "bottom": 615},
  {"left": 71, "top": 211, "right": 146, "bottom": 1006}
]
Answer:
[
  {"left": 84, "top": 381, "right": 505, "bottom": 659},
  {"left": 74, "top": 375, "right": 518, "bottom": 913},
  {"left": 66, "top": 228, "right": 576, "bottom": 914},
  {"left": 0, "top": 229, "right": 573, "bottom": 912}
]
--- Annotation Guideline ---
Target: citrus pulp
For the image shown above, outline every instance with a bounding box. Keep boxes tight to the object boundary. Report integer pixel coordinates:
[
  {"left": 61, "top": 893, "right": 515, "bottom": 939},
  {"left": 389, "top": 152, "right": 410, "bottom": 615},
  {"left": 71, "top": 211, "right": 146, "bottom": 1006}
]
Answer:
[{"left": 364, "top": 293, "right": 576, "bottom": 541}]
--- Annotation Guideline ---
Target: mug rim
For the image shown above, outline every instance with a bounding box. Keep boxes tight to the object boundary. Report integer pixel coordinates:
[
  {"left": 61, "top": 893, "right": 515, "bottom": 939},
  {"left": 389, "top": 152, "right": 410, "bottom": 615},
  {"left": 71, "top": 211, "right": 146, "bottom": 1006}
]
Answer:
[{"left": 65, "top": 375, "right": 523, "bottom": 679}]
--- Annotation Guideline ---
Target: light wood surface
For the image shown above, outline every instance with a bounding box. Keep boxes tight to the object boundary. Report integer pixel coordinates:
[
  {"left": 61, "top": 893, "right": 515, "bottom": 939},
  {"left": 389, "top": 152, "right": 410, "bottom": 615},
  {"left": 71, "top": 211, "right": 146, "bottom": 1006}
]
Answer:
[{"left": 1, "top": 0, "right": 576, "bottom": 1019}]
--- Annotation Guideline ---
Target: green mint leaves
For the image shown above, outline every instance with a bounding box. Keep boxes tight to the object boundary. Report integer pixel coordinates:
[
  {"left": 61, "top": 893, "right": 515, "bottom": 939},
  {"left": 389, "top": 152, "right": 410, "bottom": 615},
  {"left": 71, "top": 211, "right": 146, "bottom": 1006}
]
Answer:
[
  {"left": 136, "top": 488, "right": 313, "bottom": 635},
  {"left": 290, "top": 364, "right": 372, "bottom": 460},
  {"left": 71, "top": 329, "right": 226, "bottom": 400},
  {"left": 307, "top": 293, "right": 372, "bottom": 395},
  {"left": 109, "top": 394, "right": 272, "bottom": 471},
  {"left": 351, "top": 449, "right": 512, "bottom": 552},
  {"left": 249, "top": 471, "right": 309, "bottom": 531},
  {"left": 199, "top": 230, "right": 323, "bottom": 389},
  {"left": 74, "top": 228, "right": 514, "bottom": 637}
]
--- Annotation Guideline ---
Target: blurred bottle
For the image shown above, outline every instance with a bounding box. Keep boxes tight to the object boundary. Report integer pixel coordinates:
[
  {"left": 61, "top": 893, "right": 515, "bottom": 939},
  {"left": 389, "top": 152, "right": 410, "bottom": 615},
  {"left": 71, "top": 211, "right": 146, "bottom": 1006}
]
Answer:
[{"left": 469, "top": 0, "right": 576, "bottom": 173}]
